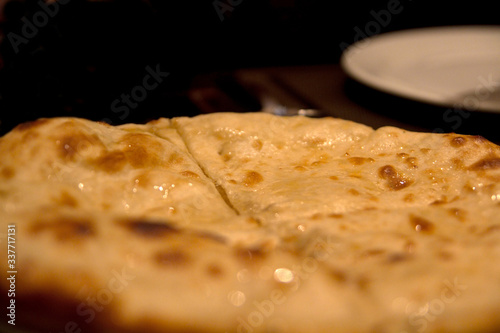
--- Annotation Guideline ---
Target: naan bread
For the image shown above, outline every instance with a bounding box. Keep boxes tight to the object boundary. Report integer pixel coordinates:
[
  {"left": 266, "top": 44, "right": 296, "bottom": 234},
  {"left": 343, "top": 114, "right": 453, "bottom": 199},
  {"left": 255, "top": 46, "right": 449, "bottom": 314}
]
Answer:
[
  {"left": 0, "top": 117, "right": 238, "bottom": 227},
  {"left": 1, "top": 113, "right": 500, "bottom": 333},
  {"left": 173, "top": 113, "right": 500, "bottom": 224}
]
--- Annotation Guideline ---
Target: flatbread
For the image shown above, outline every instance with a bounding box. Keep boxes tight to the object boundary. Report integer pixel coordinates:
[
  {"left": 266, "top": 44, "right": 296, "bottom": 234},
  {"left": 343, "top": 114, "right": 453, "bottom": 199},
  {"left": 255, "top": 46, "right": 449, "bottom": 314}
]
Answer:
[
  {"left": 173, "top": 112, "right": 500, "bottom": 222},
  {"left": 0, "top": 117, "right": 238, "bottom": 227},
  {"left": 1, "top": 113, "right": 500, "bottom": 333}
]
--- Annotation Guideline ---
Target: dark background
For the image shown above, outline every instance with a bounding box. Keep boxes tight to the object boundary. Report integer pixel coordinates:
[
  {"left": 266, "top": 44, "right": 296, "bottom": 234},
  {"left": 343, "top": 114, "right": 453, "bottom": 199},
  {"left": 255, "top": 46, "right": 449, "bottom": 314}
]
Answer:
[{"left": 0, "top": 0, "right": 498, "bottom": 134}]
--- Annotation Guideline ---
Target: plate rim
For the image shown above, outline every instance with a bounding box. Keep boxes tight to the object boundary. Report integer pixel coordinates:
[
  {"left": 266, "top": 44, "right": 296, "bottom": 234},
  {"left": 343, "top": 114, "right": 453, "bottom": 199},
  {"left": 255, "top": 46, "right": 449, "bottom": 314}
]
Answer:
[{"left": 340, "top": 25, "right": 500, "bottom": 113}]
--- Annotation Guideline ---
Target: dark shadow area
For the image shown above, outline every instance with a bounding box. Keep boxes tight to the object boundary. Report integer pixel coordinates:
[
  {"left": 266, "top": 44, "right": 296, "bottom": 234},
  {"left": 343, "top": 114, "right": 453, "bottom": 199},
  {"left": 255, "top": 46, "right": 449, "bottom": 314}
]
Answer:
[
  {"left": 344, "top": 79, "right": 500, "bottom": 144},
  {"left": 0, "top": 0, "right": 498, "bottom": 134}
]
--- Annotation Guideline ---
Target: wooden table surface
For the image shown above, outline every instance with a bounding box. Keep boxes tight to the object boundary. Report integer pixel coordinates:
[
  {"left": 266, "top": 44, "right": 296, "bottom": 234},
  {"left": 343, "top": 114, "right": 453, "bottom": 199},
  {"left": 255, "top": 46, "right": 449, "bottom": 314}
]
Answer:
[{"left": 234, "top": 64, "right": 427, "bottom": 131}]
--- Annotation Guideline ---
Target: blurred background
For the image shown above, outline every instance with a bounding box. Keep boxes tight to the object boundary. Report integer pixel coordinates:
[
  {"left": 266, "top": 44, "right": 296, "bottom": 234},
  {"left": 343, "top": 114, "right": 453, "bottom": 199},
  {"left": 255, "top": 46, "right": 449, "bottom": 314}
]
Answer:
[{"left": 0, "top": 0, "right": 498, "bottom": 135}]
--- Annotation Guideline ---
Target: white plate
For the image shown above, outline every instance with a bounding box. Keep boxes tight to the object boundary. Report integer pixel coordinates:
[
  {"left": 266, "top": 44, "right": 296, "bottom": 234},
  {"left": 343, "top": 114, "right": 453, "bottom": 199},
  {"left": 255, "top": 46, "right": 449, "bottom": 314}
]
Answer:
[{"left": 340, "top": 25, "right": 500, "bottom": 113}]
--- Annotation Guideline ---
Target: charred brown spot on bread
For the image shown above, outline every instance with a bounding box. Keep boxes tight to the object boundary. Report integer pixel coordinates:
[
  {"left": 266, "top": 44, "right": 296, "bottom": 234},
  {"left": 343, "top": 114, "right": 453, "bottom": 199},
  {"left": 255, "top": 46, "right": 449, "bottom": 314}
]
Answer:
[
  {"left": 222, "top": 153, "right": 232, "bottom": 161},
  {"left": 180, "top": 170, "right": 200, "bottom": 179},
  {"left": 133, "top": 173, "right": 151, "bottom": 188},
  {"left": 14, "top": 118, "right": 50, "bottom": 131},
  {"left": 379, "top": 165, "right": 396, "bottom": 179},
  {"left": 405, "top": 157, "right": 418, "bottom": 169},
  {"left": 397, "top": 153, "right": 418, "bottom": 168},
  {"left": 328, "top": 213, "right": 343, "bottom": 218},
  {"left": 246, "top": 217, "right": 262, "bottom": 225},
  {"left": 101, "top": 202, "right": 112, "bottom": 210},
  {"left": 420, "top": 148, "right": 431, "bottom": 154},
  {"left": 30, "top": 218, "right": 95, "bottom": 240},
  {"left": 167, "top": 152, "right": 184, "bottom": 165},
  {"left": 124, "top": 145, "right": 151, "bottom": 168},
  {"left": 55, "top": 191, "right": 79, "bottom": 208},
  {"left": 121, "top": 219, "right": 179, "bottom": 238},
  {"left": 235, "top": 245, "right": 269, "bottom": 263},
  {"left": 329, "top": 268, "right": 347, "bottom": 283},
  {"left": 386, "top": 253, "right": 411, "bottom": 264},
  {"left": 91, "top": 135, "right": 172, "bottom": 172},
  {"left": 450, "top": 136, "right": 467, "bottom": 147},
  {"left": 378, "top": 165, "right": 413, "bottom": 190},
  {"left": 58, "top": 132, "right": 103, "bottom": 161},
  {"left": 451, "top": 158, "right": 465, "bottom": 170},
  {"left": 348, "top": 157, "right": 374, "bottom": 165},
  {"left": 310, "top": 213, "right": 323, "bottom": 220},
  {"left": 155, "top": 249, "right": 190, "bottom": 267},
  {"left": 92, "top": 150, "right": 127, "bottom": 173},
  {"left": 356, "top": 275, "right": 371, "bottom": 291},
  {"left": 409, "top": 215, "right": 435, "bottom": 234},
  {"left": 294, "top": 165, "right": 307, "bottom": 172},
  {"left": 469, "top": 157, "right": 500, "bottom": 171},
  {"left": 121, "top": 133, "right": 164, "bottom": 168},
  {"left": 348, "top": 189, "right": 360, "bottom": 196},
  {"left": 329, "top": 175, "right": 339, "bottom": 180},
  {"left": 252, "top": 139, "right": 263, "bottom": 150},
  {"left": 1, "top": 166, "right": 15, "bottom": 179},
  {"left": 206, "top": 263, "right": 224, "bottom": 277},
  {"left": 404, "top": 193, "right": 415, "bottom": 203},
  {"left": 242, "top": 171, "right": 263, "bottom": 187}
]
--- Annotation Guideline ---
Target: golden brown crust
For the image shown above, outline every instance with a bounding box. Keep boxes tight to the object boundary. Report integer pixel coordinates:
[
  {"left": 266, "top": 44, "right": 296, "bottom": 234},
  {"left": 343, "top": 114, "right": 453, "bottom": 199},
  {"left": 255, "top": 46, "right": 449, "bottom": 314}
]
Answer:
[{"left": 2, "top": 113, "right": 500, "bottom": 333}]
